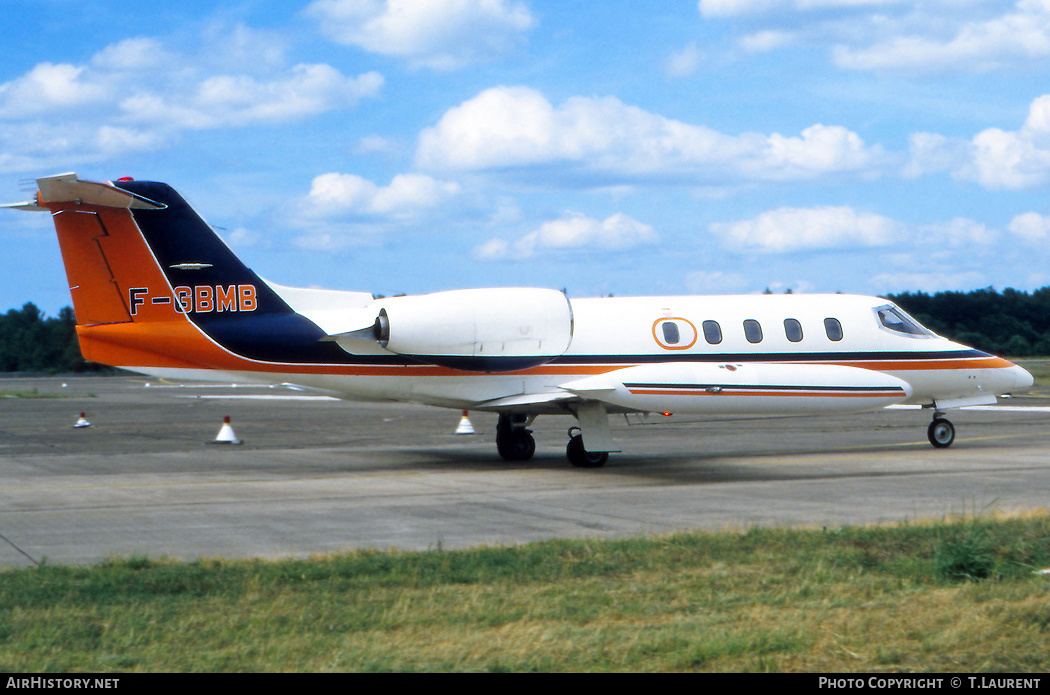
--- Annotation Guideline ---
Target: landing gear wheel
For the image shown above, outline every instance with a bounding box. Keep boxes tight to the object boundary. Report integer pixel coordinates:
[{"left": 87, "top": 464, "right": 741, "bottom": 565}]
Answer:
[
  {"left": 496, "top": 413, "right": 536, "bottom": 461},
  {"left": 928, "top": 418, "right": 955, "bottom": 448},
  {"left": 566, "top": 434, "right": 609, "bottom": 468},
  {"left": 498, "top": 429, "right": 536, "bottom": 461}
]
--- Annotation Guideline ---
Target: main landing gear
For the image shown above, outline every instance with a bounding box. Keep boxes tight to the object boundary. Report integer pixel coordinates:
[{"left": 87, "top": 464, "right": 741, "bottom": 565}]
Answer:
[
  {"left": 496, "top": 413, "right": 536, "bottom": 461},
  {"left": 495, "top": 414, "right": 611, "bottom": 467},
  {"left": 566, "top": 426, "right": 609, "bottom": 468},
  {"left": 927, "top": 413, "right": 956, "bottom": 448}
]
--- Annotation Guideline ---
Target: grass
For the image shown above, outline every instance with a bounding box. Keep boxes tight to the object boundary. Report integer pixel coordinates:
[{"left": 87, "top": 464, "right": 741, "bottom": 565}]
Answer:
[
  {"left": 1015, "top": 358, "right": 1050, "bottom": 386},
  {"left": 1, "top": 513, "right": 1049, "bottom": 672},
  {"left": 0, "top": 388, "right": 67, "bottom": 399}
]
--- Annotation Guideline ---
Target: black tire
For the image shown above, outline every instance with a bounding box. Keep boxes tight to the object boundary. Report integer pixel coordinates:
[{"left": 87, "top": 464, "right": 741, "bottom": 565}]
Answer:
[
  {"left": 497, "top": 429, "right": 536, "bottom": 461},
  {"left": 566, "top": 434, "right": 609, "bottom": 468},
  {"left": 928, "top": 418, "right": 955, "bottom": 448}
]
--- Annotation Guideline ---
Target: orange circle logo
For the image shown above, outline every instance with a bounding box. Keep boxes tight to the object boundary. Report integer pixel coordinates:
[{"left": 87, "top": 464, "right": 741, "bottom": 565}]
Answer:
[{"left": 652, "top": 318, "right": 698, "bottom": 350}]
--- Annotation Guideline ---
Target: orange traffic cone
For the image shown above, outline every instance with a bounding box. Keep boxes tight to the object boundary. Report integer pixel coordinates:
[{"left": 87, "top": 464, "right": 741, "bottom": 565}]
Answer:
[
  {"left": 212, "top": 415, "right": 243, "bottom": 445},
  {"left": 455, "top": 410, "right": 474, "bottom": 434},
  {"left": 73, "top": 412, "right": 91, "bottom": 428}
]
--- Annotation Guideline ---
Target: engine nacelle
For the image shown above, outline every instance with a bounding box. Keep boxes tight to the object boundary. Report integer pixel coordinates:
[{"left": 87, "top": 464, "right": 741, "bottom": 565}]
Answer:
[{"left": 370, "top": 288, "right": 574, "bottom": 372}]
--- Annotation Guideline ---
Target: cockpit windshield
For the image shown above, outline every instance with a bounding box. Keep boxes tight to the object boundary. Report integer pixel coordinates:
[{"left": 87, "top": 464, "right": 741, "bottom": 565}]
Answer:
[{"left": 874, "top": 304, "right": 934, "bottom": 338}]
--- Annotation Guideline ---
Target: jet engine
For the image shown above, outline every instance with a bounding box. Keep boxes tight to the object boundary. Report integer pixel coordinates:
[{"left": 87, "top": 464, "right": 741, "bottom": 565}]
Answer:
[{"left": 338, "top": 287, "right": 574, "bottom": 372}]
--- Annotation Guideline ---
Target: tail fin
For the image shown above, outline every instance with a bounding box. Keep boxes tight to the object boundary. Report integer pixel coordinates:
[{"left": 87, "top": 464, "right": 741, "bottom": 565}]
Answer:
[{"left": 24, "top": 173, "right": 342, "bottom": 372}]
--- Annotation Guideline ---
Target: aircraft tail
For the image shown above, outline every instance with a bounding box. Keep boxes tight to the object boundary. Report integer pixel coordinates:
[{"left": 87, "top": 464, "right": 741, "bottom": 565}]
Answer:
[{"left": 23, "top": 173, "right": 340, "bottom": 372}]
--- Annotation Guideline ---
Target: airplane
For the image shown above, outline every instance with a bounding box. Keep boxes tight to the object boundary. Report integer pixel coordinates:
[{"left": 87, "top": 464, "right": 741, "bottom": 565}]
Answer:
[{"left": 3, "top": 173, "right": 1035, "bottom": 467}]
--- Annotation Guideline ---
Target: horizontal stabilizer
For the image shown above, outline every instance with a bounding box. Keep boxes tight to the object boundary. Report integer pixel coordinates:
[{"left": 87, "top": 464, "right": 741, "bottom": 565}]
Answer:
[
  {"left": 35, "top": 173, "right": 166, "bottom": 210},
  {"left": 0, "top": 200, "right": 45, "bottom": 211}
]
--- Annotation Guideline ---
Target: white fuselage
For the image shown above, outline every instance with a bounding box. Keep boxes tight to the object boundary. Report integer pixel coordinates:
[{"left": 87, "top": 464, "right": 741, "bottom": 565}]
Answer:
[{"left": 137, "top": 292, "right": 1033, "bottom": 417}]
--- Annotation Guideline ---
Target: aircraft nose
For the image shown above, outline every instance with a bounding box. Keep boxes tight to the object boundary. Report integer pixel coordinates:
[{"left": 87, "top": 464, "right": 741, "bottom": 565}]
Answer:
[{"left": 1006, "top": 363, "right": 1034, "bottom": 393}]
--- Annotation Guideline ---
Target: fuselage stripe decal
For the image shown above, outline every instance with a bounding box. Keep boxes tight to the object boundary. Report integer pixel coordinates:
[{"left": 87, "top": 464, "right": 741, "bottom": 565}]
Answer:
[
  {"left": 108, "top": 350, "right": 1016, "bottom": 376},
  {"left": 624, "top": 383, "right": 909, "bottom": 398}
]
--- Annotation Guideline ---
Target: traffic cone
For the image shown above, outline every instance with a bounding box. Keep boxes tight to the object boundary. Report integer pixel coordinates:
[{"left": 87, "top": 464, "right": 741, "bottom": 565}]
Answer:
[
  {"left": 455, "top": 410, "right": 474, "bottom": 434},
  {"left": 73, "top": 412, "right": 91, "bottom": 428},
  {"left": 212, "top": 415, "right": 243, "bottom": 445}
]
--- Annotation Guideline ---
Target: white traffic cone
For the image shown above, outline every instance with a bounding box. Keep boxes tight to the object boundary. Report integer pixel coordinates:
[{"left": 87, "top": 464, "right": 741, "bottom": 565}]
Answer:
[
  {"left": 455, "top": 410, "right": 475, "bottom": 435},
  {"left": 73, "top": 412, "right": 91, "bottom": 428},
  {"left": 212, "top": 415, "right": 243, "bottom": 444}
]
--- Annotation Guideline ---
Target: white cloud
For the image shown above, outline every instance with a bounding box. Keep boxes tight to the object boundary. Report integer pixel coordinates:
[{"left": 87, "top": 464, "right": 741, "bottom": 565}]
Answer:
[
  {"left": 0, "top": 30, "right": 384, "bottom": 172},
  {"left": 0, "top": 63, "right": 109, "bottom": 117},
  {"left": 762, "top": 124, "right": 877, "bottom": 176},
  {"left": 306, "top": 0, "right": 536, "bottom": 70},
  {"left": 353, "top": 134, "right": 400, "bottom": 154},
  {"left": 1008, "top": 211, "right": 1050, "bottom": 241},
  {"left": 416, "top": 86, "right": 886, "bottom": 185},
  {"left": 665, "top": 43, "right": 704, "bottom": 77},
  {"left": 118, "top": 65, "right": 383, "bottom": 130},
  {"left": 833, "top": 1, "right": 1050, "bottom": 73},
  {"left": 905, "top": 93, "right": 1050, "bottom": 189},
  {"left": 90, "top": 37, "right": 174, "bottom": 71},
  {"left": 473, "top": 237, "right": 512, "bottom": 261},
  {"left": 966, "top": 127, "right": 1050, "bottom": 189},
  {"left": 902, "top": 132, "right": 967, "bottom": 180},
  {"left": 698, "top": 0, "right": 909, "bottom": 17},
  {"left": 199, "top": 23, "right": 289, "bottom": 72},
  {"left": 417, "top": 86, "right": 558, "bottom": 169},
  {"left": 190, "top": 65, "right": 382, "bottom": 127},
  {"left": 699, "top": 0, "right": 1050, "bottom": 75},
  {"left": 739, "top": 30, "right": 795, "bottom": 53},
  {"left": 306, "top": 172, "right": 461, "bottom": 217},
  {"left": 710, "top": 206, "right": 901, "bottom": 252},
  {"left": 227, "top": 227, "right": 263, "bottom": 248},
  {"left": 0, "top": 121, "right": 165, "bottom": 174},
  {"left": 475, "top": 212, "right": 658, "bottom": 260},
  {"left": 920, "top": 217, "right": 998, "bottom": 247}
]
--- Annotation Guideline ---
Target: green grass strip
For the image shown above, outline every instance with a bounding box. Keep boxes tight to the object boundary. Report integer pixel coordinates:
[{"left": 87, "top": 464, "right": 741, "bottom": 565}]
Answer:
[{"left": 1, "top": 514, "right": 1049, "bottom": 672}]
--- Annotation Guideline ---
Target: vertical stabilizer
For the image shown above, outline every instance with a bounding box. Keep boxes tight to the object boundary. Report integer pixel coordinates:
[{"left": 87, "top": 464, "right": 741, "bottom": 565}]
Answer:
[{"left": 21, "top": 174, "right": 337, "bottom": 371}]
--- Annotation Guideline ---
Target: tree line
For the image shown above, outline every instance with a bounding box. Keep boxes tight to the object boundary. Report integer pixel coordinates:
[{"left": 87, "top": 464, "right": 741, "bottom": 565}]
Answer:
[
  {"left": 888, "top": 287, "right": 1050, "bottom": 357},
  {"left": 0, "top": 303, "right": 97, "bottom": 373},
  {"left": 2, "top": 287, "right": 1050, "bottom": 373}
]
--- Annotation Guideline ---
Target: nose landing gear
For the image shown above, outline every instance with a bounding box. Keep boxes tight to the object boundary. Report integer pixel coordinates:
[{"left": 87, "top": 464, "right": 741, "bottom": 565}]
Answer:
[{"left": 927, "top": 415, "right": 956, "bottom": 448}]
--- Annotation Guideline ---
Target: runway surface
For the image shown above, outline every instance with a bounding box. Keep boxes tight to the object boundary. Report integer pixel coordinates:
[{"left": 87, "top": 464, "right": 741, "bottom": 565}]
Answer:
[{"left": 2, "top": 373, "right": 1049, "bottom": 568}]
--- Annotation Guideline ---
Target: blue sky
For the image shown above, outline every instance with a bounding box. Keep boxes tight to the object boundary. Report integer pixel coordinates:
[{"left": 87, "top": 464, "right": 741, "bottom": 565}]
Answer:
[{"left": 4, "top": 0, "right": 1050, "bottom": 316}]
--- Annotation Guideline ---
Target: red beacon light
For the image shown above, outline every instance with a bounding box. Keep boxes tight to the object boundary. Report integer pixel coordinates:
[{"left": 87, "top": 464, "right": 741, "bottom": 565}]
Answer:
[{"left": 115, "top": 176, "right": 135, "bottom": 182}]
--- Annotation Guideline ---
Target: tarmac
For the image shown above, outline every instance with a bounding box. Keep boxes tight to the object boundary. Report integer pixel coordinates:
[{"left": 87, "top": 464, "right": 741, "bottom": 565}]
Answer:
[{"left": 1, "top": 372, "right": 1049, "bottom": 568}]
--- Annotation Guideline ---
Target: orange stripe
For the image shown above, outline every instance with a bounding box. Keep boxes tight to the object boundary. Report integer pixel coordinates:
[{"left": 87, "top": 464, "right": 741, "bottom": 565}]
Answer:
[
  {"left": 824, "top": 357, "right": 1015, "bottom": 371},
  {"left": 90, "top": 333, "right": 1021, "bottom": 379}
]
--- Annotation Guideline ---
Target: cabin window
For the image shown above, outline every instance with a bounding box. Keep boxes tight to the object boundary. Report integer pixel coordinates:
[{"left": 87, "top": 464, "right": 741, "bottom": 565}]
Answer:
[
  {"left": 702, "top": 320, "right": 722, "bottom": 345},
  {"left": 824, "top": 318, "right": 843, "bottom": 342},
  {"left": 784, "top": 318, "right": 803, "bottom": 342},
  {"left": 874, "top": 305, "right": 933, "bottom": 338},
  {"left": 743, "top": 319, "right": 763, "bottom": 344},
  {"left": 653, "top": 318, "right": 698, "bottom": 350},
  {"left": 662, "top": 322, "right": 680, "bottom": 345}
]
